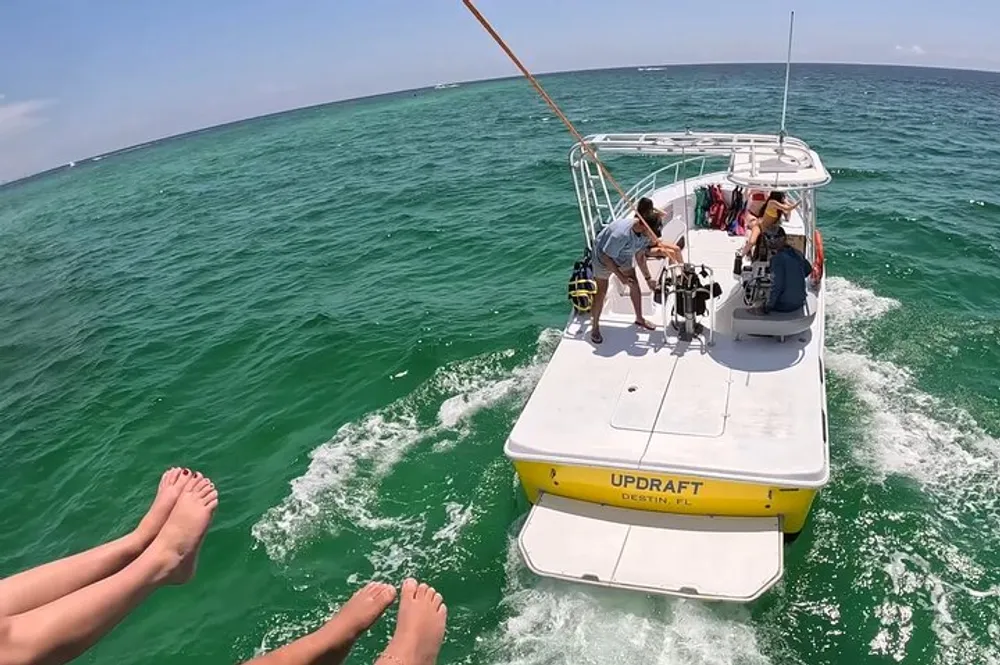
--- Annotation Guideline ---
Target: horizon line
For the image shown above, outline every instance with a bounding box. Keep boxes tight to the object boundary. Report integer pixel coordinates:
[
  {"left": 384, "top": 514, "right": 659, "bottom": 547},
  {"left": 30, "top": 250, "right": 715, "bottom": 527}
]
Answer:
[{"left": 3, "top": 60, "right": 998, "bottom": 189}]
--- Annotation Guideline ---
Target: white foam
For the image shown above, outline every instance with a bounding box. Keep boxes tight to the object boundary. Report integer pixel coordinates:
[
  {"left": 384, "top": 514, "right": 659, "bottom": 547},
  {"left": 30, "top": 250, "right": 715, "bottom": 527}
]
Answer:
[
  {"left": 365, "top": 520, "right": 428, "bottom": 579},
  {"left": 433, "top": 501, "right": 476, "bottom": 544},
  {"left": 250, "top": 408, "right": 426, "bottom": 561},
  {"left": 824, "top": 275, "right": 900, "bottom": 334},
  {"left": 251, "top": 329, "right": 560, "bottom": 562},
  {"left": 437, "top": 375, "right": 518, "bottom": 429},
  {"left": 880, "top": 552, "right": 1000, "bottom": 665},
  {"left": 252, "top": 605, "right": 331, "bottom": 657},
  {"left": 436, "top": 329, "right": 560, "bottom": 431},
  {"left": 825, "top": 350, "right": 997, "bottom": 486},
  {"left": 825, "top": 278, "right": 1000, "bottom": 663},
  {"left": 483, "top": 535, "right": 770, "bottom": 665},
  {"left": 822, "top": 276, "right": 1000, "bottom": 488}
]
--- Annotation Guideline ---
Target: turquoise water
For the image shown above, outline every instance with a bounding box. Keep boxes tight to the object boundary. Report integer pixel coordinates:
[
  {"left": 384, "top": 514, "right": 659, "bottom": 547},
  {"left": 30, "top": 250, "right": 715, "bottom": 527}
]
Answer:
[{"left": 2, "top": 63, "right": 1000, "bottom": 664}]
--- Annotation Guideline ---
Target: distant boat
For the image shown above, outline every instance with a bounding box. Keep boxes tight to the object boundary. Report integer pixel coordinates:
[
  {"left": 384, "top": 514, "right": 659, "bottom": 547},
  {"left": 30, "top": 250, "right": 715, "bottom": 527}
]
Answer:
[
  {"left": 68, "top": 161, "right": 76, "bottom": 167},
  {"left": 637, "top": 66, "right": 666, "bottom": 72},
  {"left": 434, "top": 83, "right": 460, "bottom": 90}
]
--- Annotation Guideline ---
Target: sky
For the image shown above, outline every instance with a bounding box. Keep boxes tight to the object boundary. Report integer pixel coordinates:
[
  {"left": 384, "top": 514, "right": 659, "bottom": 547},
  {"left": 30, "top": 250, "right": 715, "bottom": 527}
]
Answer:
[{"left": 2, "top": 0, "right": 999, "bottom": 181}]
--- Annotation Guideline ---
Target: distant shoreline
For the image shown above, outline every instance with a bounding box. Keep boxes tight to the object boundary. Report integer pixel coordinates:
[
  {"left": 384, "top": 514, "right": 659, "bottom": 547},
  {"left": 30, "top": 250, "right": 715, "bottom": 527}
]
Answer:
[{"left": 3, "top": 61, "right": 998, "bottom": 190}]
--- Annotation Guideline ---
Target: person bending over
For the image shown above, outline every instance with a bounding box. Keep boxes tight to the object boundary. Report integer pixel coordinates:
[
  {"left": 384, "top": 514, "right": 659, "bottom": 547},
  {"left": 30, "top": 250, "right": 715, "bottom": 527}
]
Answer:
[{"left": 589, "top": 197, "right": 681, "bottom": 344}]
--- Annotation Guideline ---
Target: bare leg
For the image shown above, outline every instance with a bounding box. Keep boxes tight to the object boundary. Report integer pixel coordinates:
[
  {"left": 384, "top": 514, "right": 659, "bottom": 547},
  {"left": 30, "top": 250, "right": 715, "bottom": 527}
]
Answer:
[
  {"left": 741, "top": 224, "right": 761, "bottom": 257},
  {"left": 376, "top": 579, "right": 447, "bottom": 665},
  {"left": 623, "top": 269, "right": 654, "bottom": 330},
  {"left": 0, "top": 467, "right": 190, "bottom": 617},
  {"left": 590, "top": 277, "right": 608, "bottom": 344},
  {"left": 244, "top": 582, "right": 397, "bottom": 665},
  {"left": 0, "top": 474, "right": 217, "bottom": 665}
]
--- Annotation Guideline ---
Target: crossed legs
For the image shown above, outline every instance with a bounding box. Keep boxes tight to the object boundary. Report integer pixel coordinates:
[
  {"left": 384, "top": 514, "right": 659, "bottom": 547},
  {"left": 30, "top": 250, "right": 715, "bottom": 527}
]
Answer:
[{"left": 0, "top": 468, "right": 217, "bottom": 665}]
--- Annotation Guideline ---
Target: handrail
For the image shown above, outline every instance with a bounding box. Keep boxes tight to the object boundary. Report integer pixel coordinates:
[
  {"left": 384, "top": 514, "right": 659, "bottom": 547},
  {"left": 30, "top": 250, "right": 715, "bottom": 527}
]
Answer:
[
  {"left": 607, "top": 156, "right": 713, "bottom": 223},
  {"left": 570, "top": 131, "right": 818, "bottom": 156}
]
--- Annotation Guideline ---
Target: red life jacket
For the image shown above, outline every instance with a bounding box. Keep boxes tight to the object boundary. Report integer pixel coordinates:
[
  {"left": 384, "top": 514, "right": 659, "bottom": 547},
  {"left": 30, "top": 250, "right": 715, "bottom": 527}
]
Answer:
[{"left": 708, "top": 184, "right": 727, "bottom": 230}]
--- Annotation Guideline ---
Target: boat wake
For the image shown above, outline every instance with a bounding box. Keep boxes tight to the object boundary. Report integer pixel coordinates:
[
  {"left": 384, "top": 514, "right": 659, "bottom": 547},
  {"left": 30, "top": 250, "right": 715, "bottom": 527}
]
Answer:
[
  {"left": 478, "top": 535, "right": 770, "bottom": 665},
  {"left": 251, "top": 277, "right": 1000, "bottom": 664},
  {"left": 484, "top": 277, "right": 1000, "bottom": 665},
  {"left": 250, "top": 328, "right": 560, "bottom": 562},
  {"left": 822, "top": 277, "right": 1000, "bottom": 663}
]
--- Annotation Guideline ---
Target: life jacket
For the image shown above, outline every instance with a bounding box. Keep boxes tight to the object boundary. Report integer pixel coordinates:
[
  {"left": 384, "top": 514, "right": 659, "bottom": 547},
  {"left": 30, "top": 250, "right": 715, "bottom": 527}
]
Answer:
[
  {"left": 568, "top": 248, "right": 598, "bottom": 314},
  {"left": 728, "top": 187, "right": 744, "bottom": 224},
  {"left": 729, "top": 209, "right": 748, "bottom": 236},
  {"left": 694, "top": 187, "right": 709, "bottom": 228},
  {"left": 707, "top": 184, "right": 727, "bottom": 230}
]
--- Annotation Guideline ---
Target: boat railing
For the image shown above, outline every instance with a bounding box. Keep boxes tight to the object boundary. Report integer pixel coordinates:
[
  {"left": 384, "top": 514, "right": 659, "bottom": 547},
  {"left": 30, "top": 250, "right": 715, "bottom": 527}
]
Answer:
[
  {"left": 572, "top": 154, "right": 716, "bottom": 249},
  {"left": 609, "top": 156, "right": 710, "bottom": 221}
]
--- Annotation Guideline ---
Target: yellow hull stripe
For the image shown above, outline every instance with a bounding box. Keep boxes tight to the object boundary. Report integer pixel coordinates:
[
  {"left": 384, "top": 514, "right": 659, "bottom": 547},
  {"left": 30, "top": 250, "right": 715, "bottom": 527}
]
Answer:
[{"left": 513, "top": 460, "right": 818, "bottom": 534}]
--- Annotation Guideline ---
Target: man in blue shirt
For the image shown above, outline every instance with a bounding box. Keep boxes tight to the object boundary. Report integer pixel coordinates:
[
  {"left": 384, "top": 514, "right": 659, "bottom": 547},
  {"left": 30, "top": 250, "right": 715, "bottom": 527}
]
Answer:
[
  {"left": 590, "top": 197, "right": 683, "bottom": 344},
  {"left": 760, "top": 226, "right": 814, "bottom": 314}
]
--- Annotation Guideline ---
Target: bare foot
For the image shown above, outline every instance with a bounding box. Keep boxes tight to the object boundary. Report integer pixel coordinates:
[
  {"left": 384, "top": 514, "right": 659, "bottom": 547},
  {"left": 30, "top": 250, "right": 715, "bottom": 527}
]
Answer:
[
  {"left": 141, "top": 473, "right": 218, "bottom": 586},
  {"left": 133, "top": 467, "right": 190, "bottom": 546},
  {"left": 314, "top": 581, "right": 397, "bottom": 656},
  {"left": 377, "top": 579, "right": 447, "bottom": 665}
]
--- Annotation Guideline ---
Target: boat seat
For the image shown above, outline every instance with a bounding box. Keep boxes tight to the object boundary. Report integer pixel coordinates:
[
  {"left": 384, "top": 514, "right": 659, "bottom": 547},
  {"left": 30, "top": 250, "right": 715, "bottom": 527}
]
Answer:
[{"left": 732, "top": 291, "right": 817, "bottom": 342}]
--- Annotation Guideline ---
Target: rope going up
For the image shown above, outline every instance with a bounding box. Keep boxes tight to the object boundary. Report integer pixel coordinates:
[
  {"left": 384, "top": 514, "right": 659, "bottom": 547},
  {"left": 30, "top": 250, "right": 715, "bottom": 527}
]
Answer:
[{"left": 460, "top": 0, "right": 660, "bottom": 245}]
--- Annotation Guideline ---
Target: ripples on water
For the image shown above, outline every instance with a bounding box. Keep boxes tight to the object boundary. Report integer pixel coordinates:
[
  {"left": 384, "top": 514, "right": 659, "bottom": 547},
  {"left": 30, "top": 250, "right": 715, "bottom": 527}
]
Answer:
[{"left": 1, "top": 64, "right": 1000, "bottom": 664}]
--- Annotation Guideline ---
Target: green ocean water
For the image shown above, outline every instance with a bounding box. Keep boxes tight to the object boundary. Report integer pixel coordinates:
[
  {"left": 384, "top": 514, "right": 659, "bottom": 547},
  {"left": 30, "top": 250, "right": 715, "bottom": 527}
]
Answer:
[{"left": 3, "top": 63, "right": 1000, "bottom": 665}]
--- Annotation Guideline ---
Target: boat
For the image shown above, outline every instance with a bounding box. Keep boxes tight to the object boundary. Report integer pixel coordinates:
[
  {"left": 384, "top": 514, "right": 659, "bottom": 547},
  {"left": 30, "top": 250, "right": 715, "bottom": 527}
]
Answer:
[
  {"left": 457, "top": 0, "right": 825, "bottom": 602},
  {"left": 506, "top": 131, "right": 831, "bottom": 602}
]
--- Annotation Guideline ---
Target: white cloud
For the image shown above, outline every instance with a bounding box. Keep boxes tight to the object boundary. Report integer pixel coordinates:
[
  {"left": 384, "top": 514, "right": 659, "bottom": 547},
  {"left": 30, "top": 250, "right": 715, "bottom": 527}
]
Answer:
[
  {"left": 894, "top": 44, "right": 926, "bottom": 56},
  {"left": 0, "top": 99, "right": 54, "bottom": 138}
]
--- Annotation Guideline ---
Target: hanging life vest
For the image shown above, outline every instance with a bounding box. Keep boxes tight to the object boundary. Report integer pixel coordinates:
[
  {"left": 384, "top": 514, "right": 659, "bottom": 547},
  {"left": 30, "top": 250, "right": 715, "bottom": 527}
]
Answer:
[
  {"left": 728, "top": 187, "right": 744, "bottom": 224},
  {"left": 695, "top": 187, "right": 709, "bottom": 228},
  {"left": 568, "top": 248, "right": 598, "bottom": 314},
  {"left": 708, "top": 184, "right": 728, "bottom": 230}
]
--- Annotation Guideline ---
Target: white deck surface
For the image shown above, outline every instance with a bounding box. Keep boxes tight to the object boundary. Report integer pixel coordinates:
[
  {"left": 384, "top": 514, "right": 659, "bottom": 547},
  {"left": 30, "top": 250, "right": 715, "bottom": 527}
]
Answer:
[
  {"left": 519, "top": 494, "right": 783, "bottom": 601},
  {"left": 506, "top": 178, "right": 829, "bottom": 487}
]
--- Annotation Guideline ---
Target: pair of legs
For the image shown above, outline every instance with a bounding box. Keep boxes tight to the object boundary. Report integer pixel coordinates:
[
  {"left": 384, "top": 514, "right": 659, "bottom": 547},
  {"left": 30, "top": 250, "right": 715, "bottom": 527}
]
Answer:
[
  {"left": 0, "top": 468, "right": 218, "bottom": 665},
  {"left": 649, "top": 242, "right": 684, "bottom": 265},
  {"left": 245, "top": 578, "right": 447, "bottom": 665},
  {"left": 589, "top": 265, "right": 655, "bottom": 345},
  {"left": 740, "top": 218, "right": 763, "bottom": 256}
]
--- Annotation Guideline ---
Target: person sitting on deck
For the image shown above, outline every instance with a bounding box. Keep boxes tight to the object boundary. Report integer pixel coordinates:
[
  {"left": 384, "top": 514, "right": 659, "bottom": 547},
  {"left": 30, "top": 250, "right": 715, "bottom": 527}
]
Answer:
[
  {"left": 589, "top": 197, "right": 681, "bottom": 344},
  {"left": 741, "top": 191, "right": 799, "bottom": 258},
  {"left": 756, "top": 226, "right": 814, "bottom": 315}
]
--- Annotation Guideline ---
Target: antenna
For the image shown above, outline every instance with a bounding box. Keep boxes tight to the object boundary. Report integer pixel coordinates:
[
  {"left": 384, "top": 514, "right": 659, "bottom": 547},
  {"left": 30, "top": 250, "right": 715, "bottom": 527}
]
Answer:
[{"left": 779, "top": 10, "right": 795, "bottom": 142}]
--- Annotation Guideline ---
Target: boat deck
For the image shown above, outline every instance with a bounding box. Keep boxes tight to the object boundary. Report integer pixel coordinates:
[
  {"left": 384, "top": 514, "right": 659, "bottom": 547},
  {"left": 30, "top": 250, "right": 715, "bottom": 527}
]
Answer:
[{"left": 506, "top": 224, "right": 829, "bottom": 488}]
